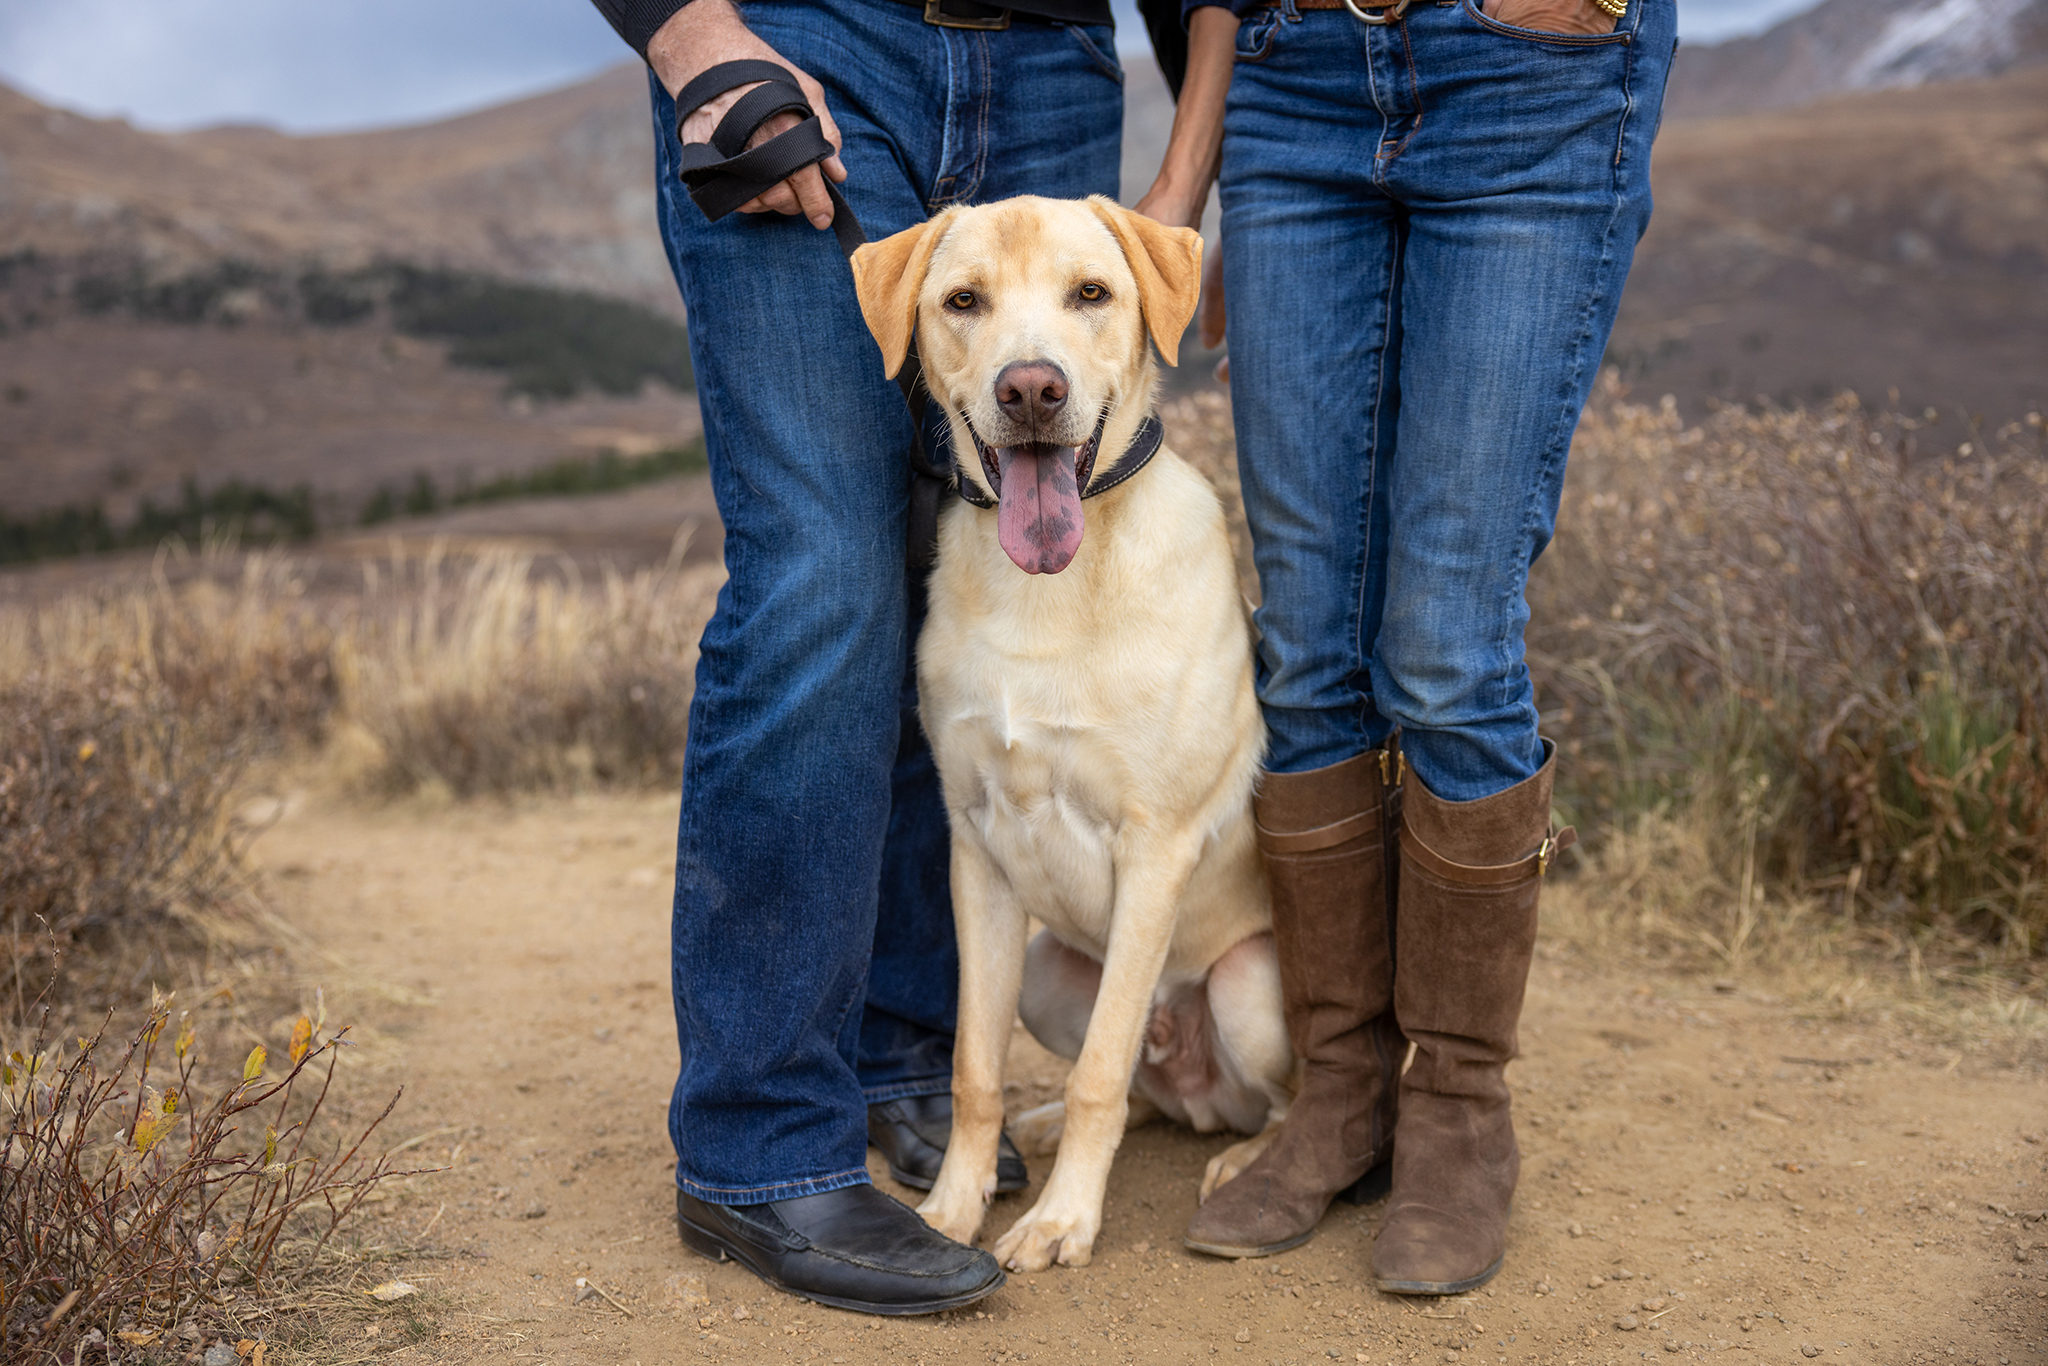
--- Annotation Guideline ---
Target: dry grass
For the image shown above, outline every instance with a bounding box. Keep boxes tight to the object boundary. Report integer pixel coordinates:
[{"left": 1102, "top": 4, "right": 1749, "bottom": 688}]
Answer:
[
  {"left": 1531, "top": 387, "right": 2048, "bottom": 968},
  {"left": 0, "top": 554, "right": 336, "bottom": 1007},
  {"left": 0, "top": 538, "right": 721, "bottom": 1359},
  {"left": 2, "top": 546, "right": 720, "bottom": 992},
  {"left": 328, "top": 547, "right": 720, "bottom": 798}
]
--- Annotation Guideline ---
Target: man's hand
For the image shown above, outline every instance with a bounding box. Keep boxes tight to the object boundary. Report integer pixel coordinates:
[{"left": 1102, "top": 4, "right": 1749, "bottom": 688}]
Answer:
[
  {"left": 647, "top": 0, "right": 847, "bottom": 229},
  {"left": 1481, "top": 0, "right": 1618, "bottom": 35}
]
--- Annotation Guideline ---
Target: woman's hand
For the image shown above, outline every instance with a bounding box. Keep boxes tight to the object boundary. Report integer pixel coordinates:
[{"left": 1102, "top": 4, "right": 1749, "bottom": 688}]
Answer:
[
  {"left": 1134, "top": 181, "right": 1208, "bottom": 233},
  {"left": 647, "top": 0, "right": 848, "bottom": 230},
  {"left": 1481, "top": 0, "right": 1618, "bottom": 34}
]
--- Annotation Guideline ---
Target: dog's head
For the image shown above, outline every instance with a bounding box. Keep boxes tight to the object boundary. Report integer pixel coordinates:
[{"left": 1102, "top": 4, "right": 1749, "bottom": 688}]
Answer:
[{"left": 852, "top": 195, "right": 1201, "bottom": 575}]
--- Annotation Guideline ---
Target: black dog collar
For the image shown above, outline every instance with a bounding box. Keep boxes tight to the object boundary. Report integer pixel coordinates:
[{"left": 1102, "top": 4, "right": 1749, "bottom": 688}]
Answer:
[{"left": 951, "top": 413, "right": 1165, "bottom": 510}]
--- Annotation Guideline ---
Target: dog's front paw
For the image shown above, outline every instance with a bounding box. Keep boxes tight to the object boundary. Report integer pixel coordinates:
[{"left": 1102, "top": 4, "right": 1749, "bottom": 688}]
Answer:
[
  {"left": 992, "top": 1203, "right": 1098, "bottom": 1272},
  {"left": 1009, "top": 1100, "right": 1067, "bottom": 1158},
  {"left": 917, "top": 1186, "right": 988, "bottom": 1247},
  {"left": 1199, "top": 1128, "right": 1277, "bottom": 1203}
]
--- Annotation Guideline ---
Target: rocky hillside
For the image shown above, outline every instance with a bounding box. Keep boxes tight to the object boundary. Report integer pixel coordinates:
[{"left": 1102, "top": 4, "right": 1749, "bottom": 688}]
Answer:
[{"left": 1666, "top": 0, "right": 2048, "bottom": 117}]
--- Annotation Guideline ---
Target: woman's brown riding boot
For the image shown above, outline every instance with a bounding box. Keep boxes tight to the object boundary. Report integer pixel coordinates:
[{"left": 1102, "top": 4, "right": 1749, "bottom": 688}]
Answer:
[
  {"left": 1372, "top": 741, "right": 1574, "bottom": 1295},
  {"left": 1183, "top": 748, "right": 1404, "bottom": 1258}
]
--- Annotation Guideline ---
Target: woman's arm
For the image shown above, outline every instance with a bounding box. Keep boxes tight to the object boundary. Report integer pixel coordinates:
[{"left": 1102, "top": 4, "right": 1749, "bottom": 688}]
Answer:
[{"left": 1133, "top": 6, "right": 1240, "bottom": 233}]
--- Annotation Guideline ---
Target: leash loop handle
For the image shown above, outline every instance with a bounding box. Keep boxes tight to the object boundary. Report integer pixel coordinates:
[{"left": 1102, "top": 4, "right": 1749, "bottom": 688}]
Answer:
[{"left": 673, "top": 60, "right": 867, "bottom": 257}]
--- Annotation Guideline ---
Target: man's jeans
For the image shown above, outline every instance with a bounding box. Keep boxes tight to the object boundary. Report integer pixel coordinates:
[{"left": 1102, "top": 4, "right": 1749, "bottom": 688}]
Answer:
[
  {"left": 650, "top": 0, "right": 1122, "bottom": 1204},
  {"left": 1220, "top": 0, "right": 1675, "bottom": 800}
]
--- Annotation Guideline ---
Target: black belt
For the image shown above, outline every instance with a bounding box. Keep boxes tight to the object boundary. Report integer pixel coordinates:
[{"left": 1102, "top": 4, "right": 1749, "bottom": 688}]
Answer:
[
  {"left": 883, "top": 0, "right": 1116, "bottom": 28},
  {"left": 673, "top": 59, "right": 1151, "bottom": 568}
]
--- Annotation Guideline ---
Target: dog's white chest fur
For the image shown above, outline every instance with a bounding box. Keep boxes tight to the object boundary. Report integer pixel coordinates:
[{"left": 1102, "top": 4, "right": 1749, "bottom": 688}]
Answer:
[{"left": 918, "top": 452, "right": 1268, "bottom": 979}]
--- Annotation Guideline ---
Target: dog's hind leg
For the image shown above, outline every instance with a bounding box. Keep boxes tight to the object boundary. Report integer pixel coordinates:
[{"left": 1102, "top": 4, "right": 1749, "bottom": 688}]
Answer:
[
  {"left": 993, "top": 830, "right": 1205, "bottom": 1272},
  {"left": 1199, "top": 932, "right": 1297, "bottom": 1201},
  {"left": 918, "top": 839, "right": 1028, "bottom": 1248},
  {"left": 1016, "top": 932, "right": 1163, "bottom": 1158},
  {"left": 1012, "top": 1094, "right": 1162, "bottom": 1159},
  {"left": 1018, "top": 929, "right": 1101, "bottom": 1062}
]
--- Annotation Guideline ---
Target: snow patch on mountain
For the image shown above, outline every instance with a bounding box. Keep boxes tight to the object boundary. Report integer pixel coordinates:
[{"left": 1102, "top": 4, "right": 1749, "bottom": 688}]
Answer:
[{"left": 1847, "top": 0, "right": 2035, "bottom": 88}]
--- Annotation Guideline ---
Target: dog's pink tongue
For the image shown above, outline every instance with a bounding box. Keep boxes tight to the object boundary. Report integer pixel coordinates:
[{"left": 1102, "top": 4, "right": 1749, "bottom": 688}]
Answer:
[{"left": 996, "top": 446, "right": 1084, "bottom": 574}]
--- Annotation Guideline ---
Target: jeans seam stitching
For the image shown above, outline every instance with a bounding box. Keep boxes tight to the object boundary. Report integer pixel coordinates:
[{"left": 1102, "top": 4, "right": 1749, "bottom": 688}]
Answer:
[
  {"left": 1383, "top": 19, "right": 1424, "bottom": 161},
  {"left": 968, "top": 32, "right": 991, "bottom": 202},
  {"left": 1355, "top": 218, "right": 1402, "bottom": 749}
]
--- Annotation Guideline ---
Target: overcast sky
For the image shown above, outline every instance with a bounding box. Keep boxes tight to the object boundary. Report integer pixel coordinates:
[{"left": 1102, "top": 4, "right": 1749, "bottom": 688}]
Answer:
[{"left": 0, "top": 0, "right": 1826, "bottom": 135}]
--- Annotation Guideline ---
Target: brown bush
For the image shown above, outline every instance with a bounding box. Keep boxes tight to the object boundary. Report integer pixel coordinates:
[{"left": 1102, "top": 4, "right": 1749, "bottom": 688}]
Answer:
[
  {"left": 0, "top": 558, "right": 339, "bottom": 1001},
  {"left": 1532, "top": 389, "right": 2048, "bottom": 957},
  {"left": 0, "top": 672, "right": 249, "bottom": 1004},
  {"left": 1, "top": 995, "right": 410, "bottom": 1363}
]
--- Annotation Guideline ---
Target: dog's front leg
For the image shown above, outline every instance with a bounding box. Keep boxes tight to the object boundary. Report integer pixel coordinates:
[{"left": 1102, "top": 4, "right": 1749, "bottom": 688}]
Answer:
[
  {"left": 992, "top": 831, "right": 1202, "bottom": 1272},
  {"left": 917, "top": 836, "right": 1026, "bottom": 1247}
]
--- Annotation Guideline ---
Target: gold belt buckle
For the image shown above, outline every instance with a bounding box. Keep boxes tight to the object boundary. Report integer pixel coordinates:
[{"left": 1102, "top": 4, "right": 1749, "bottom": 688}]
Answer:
[
  {"left": 925, "top": 0, "right": 1011, "bottom": 28},
  {"left": 1340, "top": 0, "right": 1411, "bottom": 23}
]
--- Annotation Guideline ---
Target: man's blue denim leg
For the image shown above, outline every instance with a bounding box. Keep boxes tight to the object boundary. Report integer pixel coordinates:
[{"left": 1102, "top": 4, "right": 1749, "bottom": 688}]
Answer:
[{"left": 649, "top": 0, "right": 1122, "bottom": 1203}]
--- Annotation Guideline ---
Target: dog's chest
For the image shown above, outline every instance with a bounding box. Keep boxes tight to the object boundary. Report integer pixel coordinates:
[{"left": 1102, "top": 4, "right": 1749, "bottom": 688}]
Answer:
[{"left": 936, "top": 678, "right": 1127, "bottom": 949}]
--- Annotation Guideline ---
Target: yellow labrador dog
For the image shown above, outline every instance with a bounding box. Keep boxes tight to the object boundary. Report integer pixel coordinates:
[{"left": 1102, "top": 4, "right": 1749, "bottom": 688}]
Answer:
[{"left": 851, "top": 196, "right": 1291, "bottom": 1273}]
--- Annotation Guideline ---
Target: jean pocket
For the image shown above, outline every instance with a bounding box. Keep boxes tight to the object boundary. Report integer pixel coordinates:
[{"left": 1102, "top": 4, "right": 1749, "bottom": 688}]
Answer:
[
  {"left": 1234, "top": 8, "right": 1286, "bottom": 61},
  {"left": 1066, "top": 22, "right": 1125, "bottom": 84},
  {"left": 1463, "top": 0, "right": 1631, "bottom": 47}
]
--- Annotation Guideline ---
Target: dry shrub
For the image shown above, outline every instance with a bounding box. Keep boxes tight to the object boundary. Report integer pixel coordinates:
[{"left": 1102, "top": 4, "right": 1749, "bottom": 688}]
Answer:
[
  {"left": 0, "top": 675, "right": 248, "bottom": 1006},
  {"left": 0, "top": 557, "right": 336, "bottom": 1001},
  {"left": 1, "top": 995, "right": 411, "bottom": 1363},
  {"left": 332, "top": 550, "right": 721, "bottom": 797},
  {"left": 1532, "top": 386, "right": 2048, "bottom": 958}
]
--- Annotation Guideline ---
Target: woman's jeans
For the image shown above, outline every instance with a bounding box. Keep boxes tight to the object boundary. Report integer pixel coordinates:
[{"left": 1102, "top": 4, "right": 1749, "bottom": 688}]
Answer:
[
  {"left": 650, "top": 0, "right": 1122, "bottom": 1203},
  {"left": 1220, "top": 0, "right": 1675, "bottom": 801}
]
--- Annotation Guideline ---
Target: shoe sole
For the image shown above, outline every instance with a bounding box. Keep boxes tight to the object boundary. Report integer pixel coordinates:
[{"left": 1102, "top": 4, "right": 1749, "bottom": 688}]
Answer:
[
  {"left": 1182, "top": 1228, "right": 1314, "bottom": 1260},
  {"left": 678, "top": 1214, "right": 1006, "bottom": 1316},
  {"left": 884, "top": 1161, "right": 1030, "bottom": 1195},
  {"left": 1181, "top": 1161, "right": 1392, "bottom": 1260},
  {"left": 1374, "top": 1253, "right": 1505, "bottom": 1297}
]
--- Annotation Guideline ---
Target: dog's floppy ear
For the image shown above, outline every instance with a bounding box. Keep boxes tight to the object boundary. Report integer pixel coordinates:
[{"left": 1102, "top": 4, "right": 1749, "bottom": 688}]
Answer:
[
  {"left": 1087, "top": 196, "right": 1203, "bottom": 368},
  {"left": 851, "top": 214, "right": 951, "bottom": 380}
]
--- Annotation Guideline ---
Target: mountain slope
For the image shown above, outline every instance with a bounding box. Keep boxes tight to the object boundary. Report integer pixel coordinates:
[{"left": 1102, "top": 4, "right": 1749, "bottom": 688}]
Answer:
[
  {"left": 1666, "top": 0, "right": 2048, "bottom": 118},
  {"left": 1612, "top": 63, "right": 2048, "bottom": 423},
  {"left": 0, "top": 66, "right": 676, "bottom": 311}
]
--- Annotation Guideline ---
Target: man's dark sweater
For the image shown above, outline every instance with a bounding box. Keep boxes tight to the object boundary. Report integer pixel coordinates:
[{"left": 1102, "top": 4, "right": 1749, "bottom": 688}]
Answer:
[{"left": 590, "top": 0, "right": 1117, "bottom": 60}]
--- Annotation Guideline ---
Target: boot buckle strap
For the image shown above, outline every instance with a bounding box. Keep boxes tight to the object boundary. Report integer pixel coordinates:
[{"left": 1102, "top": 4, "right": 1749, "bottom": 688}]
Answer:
[
  {"left": 1402, "top": 822, "right": 1577, "bottom": 885},
  {"left": 1256, "top": 805, "right": 1383, "bottom": 855}
]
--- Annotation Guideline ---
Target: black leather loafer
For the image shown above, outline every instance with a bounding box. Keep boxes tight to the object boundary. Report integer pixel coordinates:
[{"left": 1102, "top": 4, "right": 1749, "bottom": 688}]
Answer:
[
  {"left": 868, "top": 1093, "right": 1029, "bottom": 1193},
  {"left": 676, "top": 1185, "right": 1004, "bottom": 1315}
]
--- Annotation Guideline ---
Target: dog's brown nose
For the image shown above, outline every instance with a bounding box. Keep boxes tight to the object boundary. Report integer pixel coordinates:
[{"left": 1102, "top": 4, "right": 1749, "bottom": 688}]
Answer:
[{"left": 994, "top": 361, "right": 1068, "bottom": 429}]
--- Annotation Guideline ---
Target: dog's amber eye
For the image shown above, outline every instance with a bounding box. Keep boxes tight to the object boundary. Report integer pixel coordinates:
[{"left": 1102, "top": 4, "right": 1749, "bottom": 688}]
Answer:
[
  {"left": 1077, "top": 282, "right": 1108, "bottom": 303},
  {"left": 946, "top": 290, "right": 977, "bottom": 311}
]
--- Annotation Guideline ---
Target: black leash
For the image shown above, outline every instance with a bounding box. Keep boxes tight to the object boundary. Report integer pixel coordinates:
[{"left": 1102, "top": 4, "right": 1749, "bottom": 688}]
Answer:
[{"left": 674, "top": 61, "right": 1159, "bottom": 568}]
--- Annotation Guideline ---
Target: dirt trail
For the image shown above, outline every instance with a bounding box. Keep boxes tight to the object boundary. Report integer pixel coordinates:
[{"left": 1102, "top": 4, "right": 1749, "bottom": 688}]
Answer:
[{"left": 255, "top": 793, "right": 2048, "bottom": 1366}]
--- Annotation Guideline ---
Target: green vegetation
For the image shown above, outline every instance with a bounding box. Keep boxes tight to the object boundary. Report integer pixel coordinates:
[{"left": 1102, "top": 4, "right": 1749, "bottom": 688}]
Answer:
[
  {"left": 72, "top": 260, "right": 280, "bottom": 325},
  {"left": 0, "top": 441, "right": 705, "bottom": 566},
  {"left": 384, "top": 265, "right": 694, "bottom": 399},
  {"left": 357, "top": 440, "right": 707, "bottom": 526},
  {"left": 61, "top": 258, "right": 694, "bottom": 399},
  {"left": 0, "top": 479, "right": 317, "bottom": 565}
]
